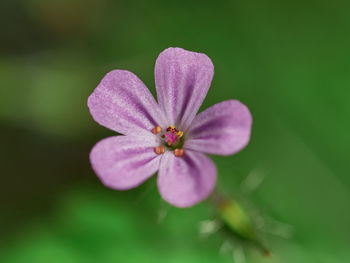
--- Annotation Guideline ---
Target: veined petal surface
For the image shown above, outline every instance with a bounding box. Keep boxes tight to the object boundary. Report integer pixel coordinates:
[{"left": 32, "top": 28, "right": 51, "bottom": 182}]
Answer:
[
  {"left": 155, "top": 47, "right": 214, "bottom": 130},
  {"left": 185, "top": 100, "right": 252, "bottom": 155},
  {"left": 157, "top": 150, "right": 217, "bottom": 208},
  {"left": 90, "top": 135, "right": 161, "bottom": 190},
  {"left": 88, "top": 70, "right": 166, "bottom": 136}
]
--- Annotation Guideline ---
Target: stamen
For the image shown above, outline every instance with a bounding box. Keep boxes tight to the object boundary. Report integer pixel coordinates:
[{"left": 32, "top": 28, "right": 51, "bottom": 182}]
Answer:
[
  {"left": 174, "top": 148, "right": 184, "bottom": 157},
  {"left": 154, "top": 146, "right": 165, "bottom": 155},
  {"left": 155, "top": 125, "right": 185, "bottom": 156},
  {"left": 176, "top": 130, "right": 184, "bottom": 138},
  {"left": 152, "top": 126, "right": 162, "bottom": 134}
]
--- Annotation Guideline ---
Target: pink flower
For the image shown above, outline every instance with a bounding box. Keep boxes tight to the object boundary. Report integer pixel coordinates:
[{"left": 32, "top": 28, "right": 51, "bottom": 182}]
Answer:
[{"left": 88, "top": 47, "right": 252, "bottom": 208}]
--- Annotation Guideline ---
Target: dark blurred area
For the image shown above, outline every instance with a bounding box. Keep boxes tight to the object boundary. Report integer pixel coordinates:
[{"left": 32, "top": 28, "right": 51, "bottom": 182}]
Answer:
[{"left": 1, "top": 0, "right": 350, "bottom": 262}]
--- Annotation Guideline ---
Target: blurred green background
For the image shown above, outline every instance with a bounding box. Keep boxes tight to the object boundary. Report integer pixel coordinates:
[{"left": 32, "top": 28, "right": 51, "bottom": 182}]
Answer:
[{"left": 1, "top": 0, "right": 350, "bottom": 262}]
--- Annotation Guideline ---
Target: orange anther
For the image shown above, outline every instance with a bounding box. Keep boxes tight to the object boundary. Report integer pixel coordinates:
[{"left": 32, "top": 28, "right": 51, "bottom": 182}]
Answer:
[
  {"left": 174, "top": 148, "right": 184, "bottom": 157},
  {"left": 154, "top": 146, "right": 165, "bottom": 155},
  {"left": 152, "top": 126, "right": 162, "bottom": 134}
]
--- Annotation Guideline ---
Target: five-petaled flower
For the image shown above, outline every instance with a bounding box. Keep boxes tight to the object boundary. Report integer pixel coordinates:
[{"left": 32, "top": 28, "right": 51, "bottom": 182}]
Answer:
[{"left": 88, "top": 47, "right": 252, "bottom": 208}]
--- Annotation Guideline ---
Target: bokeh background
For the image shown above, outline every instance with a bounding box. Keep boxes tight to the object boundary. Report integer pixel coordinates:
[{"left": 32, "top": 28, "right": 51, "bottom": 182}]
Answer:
[{"left": 1, "top": 0, "right": 350, "bottom": 262}]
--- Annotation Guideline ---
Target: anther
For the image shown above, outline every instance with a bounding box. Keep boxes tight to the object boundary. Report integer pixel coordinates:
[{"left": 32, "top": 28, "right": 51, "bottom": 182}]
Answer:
[
  {"left": 152, "top": 126, "right": 162, "bottom": 134},
  {"left": 174, "top": 148, "right": 184, "bottom": 157},
  {"left": 154, "top": 146, "right": 165, "bottom": 155}
]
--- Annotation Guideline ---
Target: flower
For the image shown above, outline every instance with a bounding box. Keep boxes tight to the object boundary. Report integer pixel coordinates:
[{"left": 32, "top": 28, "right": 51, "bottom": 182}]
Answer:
[{"left": 88, "top": 47, "right": 252, "bottom": 208}]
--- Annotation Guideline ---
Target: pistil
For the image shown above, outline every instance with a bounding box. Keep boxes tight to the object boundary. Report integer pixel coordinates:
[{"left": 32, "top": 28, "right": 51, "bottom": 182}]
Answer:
[
  {"left": 163, "top": 125, "right": 183, "bottom": 146},
  {"left": 152, "top": 125, "right": 185, "bottom": 157}
]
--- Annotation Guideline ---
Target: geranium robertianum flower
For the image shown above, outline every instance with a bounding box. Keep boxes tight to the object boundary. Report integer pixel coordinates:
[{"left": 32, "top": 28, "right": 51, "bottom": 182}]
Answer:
[{"left": 88, "top": 47, "right": 252, "bottom": 208}]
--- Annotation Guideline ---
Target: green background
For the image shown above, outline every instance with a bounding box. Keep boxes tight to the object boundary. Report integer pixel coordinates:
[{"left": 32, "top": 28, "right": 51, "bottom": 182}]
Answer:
[{"left": 1, "top": 0, "right": 349, "bottom": 262}]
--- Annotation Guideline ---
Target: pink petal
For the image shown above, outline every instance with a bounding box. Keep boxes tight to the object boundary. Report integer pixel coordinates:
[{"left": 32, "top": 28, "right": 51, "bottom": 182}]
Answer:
[
  {"left": 88, "top": 70, "right": 167, "bottom": 136},
  {"left": 90, "top": 135, "right": 161, "bottom": 190},
  {"left": 157, "top": 151, "right": 217, "bottom": 208},
  {"left": 184, "top": 100, "right": 252, "bottom": 156},
  {"left": 154, "top": 47, "right": 214, "bottom": 131}
]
